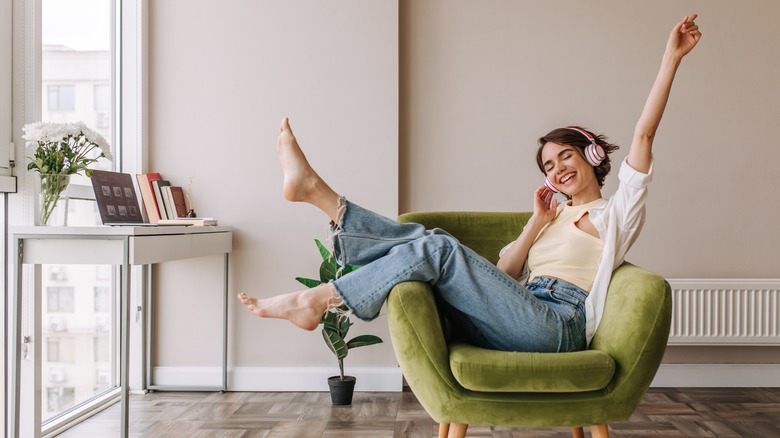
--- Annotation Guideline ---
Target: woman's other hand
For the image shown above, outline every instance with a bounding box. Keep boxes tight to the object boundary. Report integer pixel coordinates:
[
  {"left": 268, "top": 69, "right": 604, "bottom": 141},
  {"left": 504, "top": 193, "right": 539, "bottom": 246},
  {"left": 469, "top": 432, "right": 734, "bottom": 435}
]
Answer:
[{"left": 533, "top": 185, "right": 558, "bottom": 225}]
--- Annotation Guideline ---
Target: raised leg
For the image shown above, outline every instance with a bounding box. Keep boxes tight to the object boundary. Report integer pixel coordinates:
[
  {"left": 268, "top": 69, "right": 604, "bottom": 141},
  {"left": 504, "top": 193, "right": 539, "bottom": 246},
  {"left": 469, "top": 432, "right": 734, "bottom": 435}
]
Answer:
[
  {"left": 571, "top": 426, "right": 585, "bottom": 438},
  {"left": 236, "top": 284, "right": 341, "bottom": 331},
  {"left": 591, "top": 424, "right": 609, "bottom": 438},
  {"left": 277, "top": 117, "right": 341, "bottom": 222}
]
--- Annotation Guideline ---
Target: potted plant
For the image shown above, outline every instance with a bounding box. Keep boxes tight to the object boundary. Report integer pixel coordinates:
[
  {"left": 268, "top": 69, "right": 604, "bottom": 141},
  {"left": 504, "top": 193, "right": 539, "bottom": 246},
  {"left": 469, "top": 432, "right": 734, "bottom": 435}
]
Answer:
[{"left": 296, "top": 239, "right": 383, "bottom": 405}]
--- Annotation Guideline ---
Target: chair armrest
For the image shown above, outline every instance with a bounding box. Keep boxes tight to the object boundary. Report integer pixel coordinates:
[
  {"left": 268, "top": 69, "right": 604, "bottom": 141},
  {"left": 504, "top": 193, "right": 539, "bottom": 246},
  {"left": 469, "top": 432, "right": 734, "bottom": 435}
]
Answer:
[
  {"left": 590, "top": 264, "right": 672, "bottom": 410},
  {"left": 387, "top": 281, "right": 466, "bottom": 411}
]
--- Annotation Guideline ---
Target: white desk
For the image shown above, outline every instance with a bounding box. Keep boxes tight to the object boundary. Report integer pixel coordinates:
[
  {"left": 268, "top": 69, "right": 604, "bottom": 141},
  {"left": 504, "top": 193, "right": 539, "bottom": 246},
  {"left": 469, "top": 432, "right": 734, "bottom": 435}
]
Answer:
[{"left": 8, "top": 225, "right": 233, "bottom": 438}]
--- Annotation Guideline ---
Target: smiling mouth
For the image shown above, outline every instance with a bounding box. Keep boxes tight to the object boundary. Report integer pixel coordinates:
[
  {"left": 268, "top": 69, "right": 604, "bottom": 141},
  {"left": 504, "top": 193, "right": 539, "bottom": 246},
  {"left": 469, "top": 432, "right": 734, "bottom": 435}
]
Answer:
[{"left": 559, "top": 172, "right": 576, "bottom": 184}]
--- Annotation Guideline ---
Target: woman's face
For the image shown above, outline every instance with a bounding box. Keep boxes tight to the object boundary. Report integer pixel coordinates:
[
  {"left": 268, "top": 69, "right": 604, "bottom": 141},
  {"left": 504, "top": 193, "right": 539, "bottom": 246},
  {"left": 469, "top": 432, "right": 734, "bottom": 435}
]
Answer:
[{"left": 540, "top": 142, "right": 598, "bottom": 197}]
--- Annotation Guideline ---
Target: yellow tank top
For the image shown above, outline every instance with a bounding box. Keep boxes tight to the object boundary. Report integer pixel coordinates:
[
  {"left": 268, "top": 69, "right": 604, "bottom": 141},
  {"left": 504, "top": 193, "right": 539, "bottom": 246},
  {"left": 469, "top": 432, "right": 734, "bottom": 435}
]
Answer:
[{"left": 528, "top": 199, "right": 604, "bottom": 292}]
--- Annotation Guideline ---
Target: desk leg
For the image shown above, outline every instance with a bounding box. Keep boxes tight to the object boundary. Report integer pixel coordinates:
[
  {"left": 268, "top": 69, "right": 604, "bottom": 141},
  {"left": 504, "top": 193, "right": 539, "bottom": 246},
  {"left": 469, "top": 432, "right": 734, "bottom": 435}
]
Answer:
[
  {"left": 144, "top": 265, "right": 152, "bottom": 392},
  {"left": 8, "top": 237, "right": 22, "bottom": 438},
  {"left": 222, "top": 253, "right": 229, "bottom": 392},
  {"left": 120, "top": 239, "right": 131, "bottom": 438}
]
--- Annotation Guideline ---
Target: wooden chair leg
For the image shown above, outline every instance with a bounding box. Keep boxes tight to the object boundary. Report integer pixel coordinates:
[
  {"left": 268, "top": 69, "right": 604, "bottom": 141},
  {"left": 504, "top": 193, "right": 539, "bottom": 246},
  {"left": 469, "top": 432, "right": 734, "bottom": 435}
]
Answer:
[
  {"left": 591, "top": 424, "right": 609, "bottom": 438},
  {"left": 439, "top": 423, "right": 450, "bottom": 438},
  {"left": 571, "top": 426, "right": 585, "bottom": 438},
  {"left": 448, "top": 423, "right": 468, "bottom": 438}
]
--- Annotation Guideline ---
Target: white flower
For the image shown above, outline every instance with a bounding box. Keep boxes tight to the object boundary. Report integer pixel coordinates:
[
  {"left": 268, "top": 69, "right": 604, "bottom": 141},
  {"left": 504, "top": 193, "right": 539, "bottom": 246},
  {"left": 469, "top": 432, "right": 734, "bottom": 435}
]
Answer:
[
  {"left": 23, "top": 121, "right": 113, "bottom": 175},
  {"left": 22, "top": 121, "right": 113, "bottom": 160}
]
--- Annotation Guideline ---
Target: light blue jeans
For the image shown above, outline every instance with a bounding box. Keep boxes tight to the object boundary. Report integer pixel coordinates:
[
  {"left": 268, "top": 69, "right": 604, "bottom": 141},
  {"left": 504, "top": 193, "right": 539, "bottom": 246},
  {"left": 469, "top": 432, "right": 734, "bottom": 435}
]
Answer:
[{"left": 330, "top": 199, "right": 587, "bottom": 353}]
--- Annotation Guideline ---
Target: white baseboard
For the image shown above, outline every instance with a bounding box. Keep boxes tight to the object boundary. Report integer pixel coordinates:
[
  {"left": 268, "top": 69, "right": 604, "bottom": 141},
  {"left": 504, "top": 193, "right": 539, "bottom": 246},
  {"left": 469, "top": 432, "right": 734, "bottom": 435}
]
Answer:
[
  {"left": 151, "top": 366, "right": 403, "bottom": 392},
  {"left": 151, "top": 364, "right": 776, "bottom": 392},
  {"left": 652, "top": 364, "right": 780, "bottom": 387}
]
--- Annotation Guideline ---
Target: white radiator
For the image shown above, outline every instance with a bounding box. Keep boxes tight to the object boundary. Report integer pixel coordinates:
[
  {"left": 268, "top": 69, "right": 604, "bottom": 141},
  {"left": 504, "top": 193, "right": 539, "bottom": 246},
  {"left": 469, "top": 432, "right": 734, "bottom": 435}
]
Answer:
[{"left": 666, "top": 279, "right": 780, "bottom": 346}]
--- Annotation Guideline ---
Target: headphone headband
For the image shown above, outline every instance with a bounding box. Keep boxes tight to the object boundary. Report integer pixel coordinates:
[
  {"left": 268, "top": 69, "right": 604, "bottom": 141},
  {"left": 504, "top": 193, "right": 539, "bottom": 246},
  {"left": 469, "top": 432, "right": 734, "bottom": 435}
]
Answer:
[{"left": 566, "top": 127, "right": 596, "bottom": 144}]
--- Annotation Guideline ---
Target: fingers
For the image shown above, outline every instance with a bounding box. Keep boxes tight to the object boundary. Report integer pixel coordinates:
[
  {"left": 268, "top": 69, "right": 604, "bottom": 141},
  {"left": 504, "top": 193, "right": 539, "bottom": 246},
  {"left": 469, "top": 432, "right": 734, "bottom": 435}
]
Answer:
[
  {"left": 534, "top": 185, "right": 556, "bottom": 208},
  {"left": 680, "top": 13, "right": 699, "bottom": 35}
]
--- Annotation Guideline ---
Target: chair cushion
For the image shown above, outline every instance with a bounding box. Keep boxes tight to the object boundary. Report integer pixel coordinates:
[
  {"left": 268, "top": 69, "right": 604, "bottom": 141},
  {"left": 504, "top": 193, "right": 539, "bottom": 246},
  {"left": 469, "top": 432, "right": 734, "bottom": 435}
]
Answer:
[{"left": 449, "top": 342, "right": 615, "bottom": 393}]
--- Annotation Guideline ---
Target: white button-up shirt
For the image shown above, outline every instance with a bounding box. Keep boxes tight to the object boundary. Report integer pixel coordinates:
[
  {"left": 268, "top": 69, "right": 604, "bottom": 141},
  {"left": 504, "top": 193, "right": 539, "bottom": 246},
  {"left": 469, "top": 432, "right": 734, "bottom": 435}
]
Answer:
[
  {"left": 586, "top": 158, "right": 653, "bottom": 345},
  {"left": 500, "top": 158, "right": 653, "bottom": 346}
]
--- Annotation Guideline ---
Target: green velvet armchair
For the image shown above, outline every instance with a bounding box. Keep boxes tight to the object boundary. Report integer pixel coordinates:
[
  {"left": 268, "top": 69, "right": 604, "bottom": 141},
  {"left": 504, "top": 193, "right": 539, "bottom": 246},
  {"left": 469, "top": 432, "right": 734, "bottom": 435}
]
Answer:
[{"left": 387, "top": 212, "right": 672, "bottom": 438}]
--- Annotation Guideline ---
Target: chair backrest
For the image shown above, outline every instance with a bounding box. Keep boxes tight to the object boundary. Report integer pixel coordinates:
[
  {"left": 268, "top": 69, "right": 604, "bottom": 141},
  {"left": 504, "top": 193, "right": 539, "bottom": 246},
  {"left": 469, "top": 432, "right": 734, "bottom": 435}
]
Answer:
[
  {"left": 397, "top": 211, "right": 532, "bottom": 265},
  {"left": 395, "top": 210, "right": 672, "bottom": 415}
]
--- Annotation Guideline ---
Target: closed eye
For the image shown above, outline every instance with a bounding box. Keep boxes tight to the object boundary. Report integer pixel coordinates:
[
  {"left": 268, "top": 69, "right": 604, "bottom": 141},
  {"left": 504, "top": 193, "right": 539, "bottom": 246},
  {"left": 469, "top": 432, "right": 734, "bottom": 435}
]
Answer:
[{"left": 543, "top": 149, "right": 576, "bottom": 173}]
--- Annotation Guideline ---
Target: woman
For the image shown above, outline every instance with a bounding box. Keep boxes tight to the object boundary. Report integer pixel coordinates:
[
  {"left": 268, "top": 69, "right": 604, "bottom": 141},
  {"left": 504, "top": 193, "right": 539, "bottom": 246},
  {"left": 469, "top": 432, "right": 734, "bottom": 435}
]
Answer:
[{"left": 238, "top": 14, "right": 701, "bottom": 352}]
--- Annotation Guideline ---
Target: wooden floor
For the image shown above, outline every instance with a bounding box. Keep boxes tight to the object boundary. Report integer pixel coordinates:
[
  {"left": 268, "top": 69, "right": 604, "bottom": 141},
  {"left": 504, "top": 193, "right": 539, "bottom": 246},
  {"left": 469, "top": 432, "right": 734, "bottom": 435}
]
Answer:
[{"left": 57, "top": 387, "right": 780, "bottom": 437}]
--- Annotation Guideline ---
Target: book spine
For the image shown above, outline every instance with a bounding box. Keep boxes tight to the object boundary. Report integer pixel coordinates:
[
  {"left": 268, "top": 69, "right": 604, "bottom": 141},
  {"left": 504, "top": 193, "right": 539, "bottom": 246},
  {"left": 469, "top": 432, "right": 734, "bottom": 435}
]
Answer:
[
  {"left": 152, "top": 181, "right": 169, "bottom": 220},
  {"left": 169, "top": 186, "right": 188, "bottom": 218},
  {"left": 136, "top": 174, "right": 160, "bottom": 223},
  {"left": 162, "top": 186, "right": 177, "bottom": 219}
]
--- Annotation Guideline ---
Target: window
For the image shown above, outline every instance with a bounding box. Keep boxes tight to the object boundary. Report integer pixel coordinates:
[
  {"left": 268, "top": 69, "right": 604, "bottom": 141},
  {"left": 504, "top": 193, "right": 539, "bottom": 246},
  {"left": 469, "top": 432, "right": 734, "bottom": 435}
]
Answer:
[
  {"left": 47, "top": 84, "right": 75, "bottom": 111},
  {"left": 47, "top": 387, "right": 76, "bottom": 414},
  {"left": 46, "top": 337, "right": 75, "bottom": 363},
  {"left": 47, "top": 287, "right": 75, "bottom": 313},
  {"left": 94, "top": 83, "right": 110, "bottom": 111},
  {"left": 13, "top": 0, "right": 144, "bottom": 432},
  {"left": 94, "top": 336, "right": 109, "bottom": 363},
  {"left": 40, "top": 0, "right": 118, "bottom": 425},
  {"left": 94, "top": 286, "right": 110, "bottom": 312}
]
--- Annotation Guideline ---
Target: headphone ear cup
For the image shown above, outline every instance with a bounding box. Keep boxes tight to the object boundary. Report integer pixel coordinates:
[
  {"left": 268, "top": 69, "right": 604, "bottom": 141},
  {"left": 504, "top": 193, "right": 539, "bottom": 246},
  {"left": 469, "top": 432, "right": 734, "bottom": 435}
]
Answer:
[
  {"left": 585, "top": 143, "right": 606, "bottom": 166},
  {"left": 544, "top": 176, "right": 560, "bottom": 193}
]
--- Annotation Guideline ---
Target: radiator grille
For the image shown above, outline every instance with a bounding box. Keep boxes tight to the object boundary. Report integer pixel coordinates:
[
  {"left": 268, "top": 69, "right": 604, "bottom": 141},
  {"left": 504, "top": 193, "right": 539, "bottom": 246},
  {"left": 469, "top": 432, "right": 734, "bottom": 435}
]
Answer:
[{"left": 667, "top": 280, "right": 780, "bottom": 345}]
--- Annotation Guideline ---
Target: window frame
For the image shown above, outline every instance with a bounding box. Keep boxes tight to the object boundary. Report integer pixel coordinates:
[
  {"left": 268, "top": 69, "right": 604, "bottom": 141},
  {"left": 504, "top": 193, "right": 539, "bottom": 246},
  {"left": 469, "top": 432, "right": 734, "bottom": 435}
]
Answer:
[{"left": 7, "top": 0, "right": 149, "bottom": 436}]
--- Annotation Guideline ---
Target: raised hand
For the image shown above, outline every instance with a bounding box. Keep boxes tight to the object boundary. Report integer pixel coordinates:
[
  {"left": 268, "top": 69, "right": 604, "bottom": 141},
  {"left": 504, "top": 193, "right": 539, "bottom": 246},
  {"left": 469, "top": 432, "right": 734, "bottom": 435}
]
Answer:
[{"left": 666, "top": 14, "right": 702, "bottom": 60}]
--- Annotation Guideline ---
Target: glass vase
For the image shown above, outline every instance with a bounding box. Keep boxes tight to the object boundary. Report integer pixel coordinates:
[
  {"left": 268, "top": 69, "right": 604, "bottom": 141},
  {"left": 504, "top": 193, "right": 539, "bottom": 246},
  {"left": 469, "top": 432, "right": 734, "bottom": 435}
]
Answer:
[{"left": 39, "top": 173, "right": 70, "bottom": 226}]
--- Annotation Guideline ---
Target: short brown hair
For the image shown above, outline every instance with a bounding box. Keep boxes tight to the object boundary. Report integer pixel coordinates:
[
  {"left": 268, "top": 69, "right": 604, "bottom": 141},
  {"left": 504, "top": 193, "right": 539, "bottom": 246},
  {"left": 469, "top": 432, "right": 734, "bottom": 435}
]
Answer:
[{"left": 536, "top": 126, "right": 620, "bottom": 188}]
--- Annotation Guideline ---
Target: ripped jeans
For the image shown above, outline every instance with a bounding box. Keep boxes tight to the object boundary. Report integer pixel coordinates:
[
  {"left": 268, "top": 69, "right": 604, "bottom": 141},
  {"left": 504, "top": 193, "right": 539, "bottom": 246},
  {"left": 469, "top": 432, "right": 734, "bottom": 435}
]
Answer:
[{"left": 330, "top": 199, "right": 587, "bottom": 353}]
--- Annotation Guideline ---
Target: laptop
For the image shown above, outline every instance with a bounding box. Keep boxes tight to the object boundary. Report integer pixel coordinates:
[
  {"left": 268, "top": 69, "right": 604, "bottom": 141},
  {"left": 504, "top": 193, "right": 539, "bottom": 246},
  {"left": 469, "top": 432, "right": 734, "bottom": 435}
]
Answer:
[{"left": 90, "top": 170, "right": 158, "bottom": 226}]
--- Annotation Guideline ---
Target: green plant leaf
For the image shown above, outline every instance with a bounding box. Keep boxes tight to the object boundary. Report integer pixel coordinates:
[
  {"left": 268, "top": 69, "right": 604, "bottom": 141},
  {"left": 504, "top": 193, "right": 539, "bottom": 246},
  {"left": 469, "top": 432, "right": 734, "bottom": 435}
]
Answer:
[
  {"left": 295, "top": 277, "right": 322, "bottom": 288},
  {"left": 346, "top": 335, "right": 384, "bottom": 349},
  {"left": 322, "top": 327, "right": 348, "bottom": 361},
  {"left": 341, "top": 263, "right": 359, "bottom": 275},
  {"left": 320, "top": 259, "right": 340, "bottom": 283},
  {"left": 338, "top": 316, "right": 352, "bottom": 339},
  {"left": 320, "top": 311, "right": 340, "bottom": 332},
  {"left": 315, "top": 239, "right": 331, "bottom": 261}
]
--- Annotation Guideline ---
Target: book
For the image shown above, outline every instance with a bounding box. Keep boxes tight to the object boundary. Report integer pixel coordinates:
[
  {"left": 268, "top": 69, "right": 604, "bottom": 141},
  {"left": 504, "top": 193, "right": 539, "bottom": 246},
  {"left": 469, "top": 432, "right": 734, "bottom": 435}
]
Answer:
[
  {"left": 152, "top": 180, "right": 171, "bottom": 220},
  {"left": 161, "top": 185, "right": 176, "bottom": 220},
  {"left": 136, "top": 173, "right": 162, "bottom": 223},
  {"left": 169, "top": 186, "right": 188, "bottom": 218},
  {"left": 158, "top": 218, "right": 218, "bottom": 226}
]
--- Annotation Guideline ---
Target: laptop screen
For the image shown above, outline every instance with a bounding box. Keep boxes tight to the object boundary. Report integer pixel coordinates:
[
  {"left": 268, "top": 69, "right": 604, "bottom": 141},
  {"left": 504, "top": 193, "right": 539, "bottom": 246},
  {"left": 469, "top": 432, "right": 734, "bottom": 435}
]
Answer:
[{"left": 90, "top": 170, "right": 146, "bottom": 225}]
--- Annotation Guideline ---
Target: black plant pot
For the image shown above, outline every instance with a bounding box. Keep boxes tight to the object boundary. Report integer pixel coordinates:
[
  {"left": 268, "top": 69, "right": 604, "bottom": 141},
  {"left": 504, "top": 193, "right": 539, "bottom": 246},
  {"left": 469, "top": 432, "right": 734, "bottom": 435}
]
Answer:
[{"left": 327, "top": 375, "right": 356, "bottom": 405}]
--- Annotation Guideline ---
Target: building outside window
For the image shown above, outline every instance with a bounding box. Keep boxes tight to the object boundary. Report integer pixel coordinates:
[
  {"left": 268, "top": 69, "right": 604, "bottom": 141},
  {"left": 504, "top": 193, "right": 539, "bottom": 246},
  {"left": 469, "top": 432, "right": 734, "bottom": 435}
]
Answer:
[
  {"left": 39, "top": 0, "right": 119, "bottom": 425},
  {"left": 46, "top": 287, "right": 75, "bottom": 313},
  {"left": 47, "top": 83, "right": 75, "bottom": 111}
]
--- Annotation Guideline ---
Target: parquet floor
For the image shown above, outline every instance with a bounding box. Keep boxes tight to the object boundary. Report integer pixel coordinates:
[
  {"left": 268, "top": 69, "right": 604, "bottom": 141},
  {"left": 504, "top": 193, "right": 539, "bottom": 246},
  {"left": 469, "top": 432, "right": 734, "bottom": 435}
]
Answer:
[{"left": 57, "top": 387, "right": 780, "bottom": 437}]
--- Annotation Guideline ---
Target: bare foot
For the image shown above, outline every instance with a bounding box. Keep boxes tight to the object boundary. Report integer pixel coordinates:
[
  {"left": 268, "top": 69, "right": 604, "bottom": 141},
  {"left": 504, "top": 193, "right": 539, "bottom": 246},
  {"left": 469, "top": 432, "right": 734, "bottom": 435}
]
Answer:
[
  {"left": 278, "top": 118, "right": 323, "bottom": 203},
  {"left": 277, "top": 118, "right": 341, "bottom": 222},
  {"left": 236, "top": 284, "right": 340, "bottom": 331}
]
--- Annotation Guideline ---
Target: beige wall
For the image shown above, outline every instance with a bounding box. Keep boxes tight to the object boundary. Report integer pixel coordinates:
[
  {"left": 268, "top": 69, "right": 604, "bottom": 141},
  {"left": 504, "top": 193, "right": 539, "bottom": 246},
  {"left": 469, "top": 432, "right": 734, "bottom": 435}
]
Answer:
[
  {"left": 148, "top": 0, "right": 399, "bottom": 371},
  {"left": 148, "top": 0, "right": 778, "bottom": 379},
  {"left": 400, "top": 0, "right": 779, "bottom": 364},
  {"left": 400, "top": 0, "right": 780, "bottom": 279}
]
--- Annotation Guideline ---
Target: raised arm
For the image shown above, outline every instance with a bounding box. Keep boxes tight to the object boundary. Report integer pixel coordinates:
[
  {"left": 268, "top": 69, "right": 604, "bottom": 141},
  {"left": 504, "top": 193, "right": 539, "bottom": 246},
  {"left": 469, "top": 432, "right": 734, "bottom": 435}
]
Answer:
[
  {"left": 497, "top": 186, "right": 557, "bottom": 279},
  {"left": 628, "top": 14, "right": 702, "bottom": 173}
]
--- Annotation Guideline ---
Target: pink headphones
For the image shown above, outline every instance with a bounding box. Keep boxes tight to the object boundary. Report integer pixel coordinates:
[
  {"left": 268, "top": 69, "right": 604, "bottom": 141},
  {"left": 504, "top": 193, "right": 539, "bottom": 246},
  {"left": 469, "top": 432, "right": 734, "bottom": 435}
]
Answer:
[{"left": 544, "top": 127, "right": 606, "bottom": 193}]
